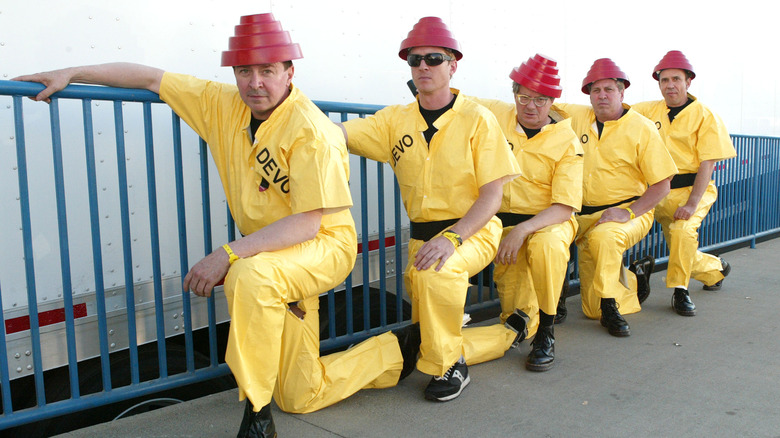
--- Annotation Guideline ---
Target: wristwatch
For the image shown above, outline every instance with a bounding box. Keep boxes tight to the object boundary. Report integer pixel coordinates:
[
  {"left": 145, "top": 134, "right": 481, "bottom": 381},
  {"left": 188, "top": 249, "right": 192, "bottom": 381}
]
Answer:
[
  {"left": 223, "top": 243, "right": 240, "bottom": 265},
  {"left": 442, "top": 230, "right": 463, "bottom": 247}
]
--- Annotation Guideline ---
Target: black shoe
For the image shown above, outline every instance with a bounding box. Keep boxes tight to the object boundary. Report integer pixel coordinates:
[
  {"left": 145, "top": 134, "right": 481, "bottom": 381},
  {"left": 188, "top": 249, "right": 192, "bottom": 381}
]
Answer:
[
  {"left": 629, "top": 255, "right": 655, "bottom": 304},
  {"left": 505, "top": 309, "right": 530, "bottom": 348},
  {"left": 703, "top": 258, "right": 731, "bottom": 291},
  {"left": 424, "top": 356, "right": 470, "bottom": 402},
  {"left": 237, "top": 401, "right": 277, "bottom": 438},
  {"left": 672, "top": 288, "right": 696, "bottom": 316},
  {"left": 555, "top": 280, "right": 569, "bottom": 324},
  {"left": 600, "top": 298, "right": 630, "bottom": 337},
  {"left": 525, "top": 325, "right": 555, "bottom": 372},
  {"left": 393, "top": 323, "right": 421, "bottom": 380}
]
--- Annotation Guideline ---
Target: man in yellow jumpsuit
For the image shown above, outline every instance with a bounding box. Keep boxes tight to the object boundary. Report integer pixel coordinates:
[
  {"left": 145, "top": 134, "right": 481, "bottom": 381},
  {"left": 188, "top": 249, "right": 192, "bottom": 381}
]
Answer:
[
  {"left": 632, "top": 51, "right": 737, "bottom": 316},
  {"left": 341, "top": 17, "right": 521, "bottom": 401},
  {"left": 558, "top": 58, "right": 678, "bottom": 337},
  {"left": 15, "top": 13, "right": 416, "bottom": 437},
  {"left": 470, "top": 54, "right": 582, "bottom": 371}
]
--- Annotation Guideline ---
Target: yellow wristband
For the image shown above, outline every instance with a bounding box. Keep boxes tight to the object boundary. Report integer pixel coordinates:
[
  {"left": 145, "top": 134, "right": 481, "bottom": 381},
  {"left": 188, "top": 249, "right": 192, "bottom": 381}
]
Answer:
[
  {"left": 223, "top": 243, "right": 240, "bottom": 265},
  {"left": 442, "top": 230, "right": 462, "bottom": 247},
  {"left": 624, "top": 206, "right": 636, "bottom": 220}
]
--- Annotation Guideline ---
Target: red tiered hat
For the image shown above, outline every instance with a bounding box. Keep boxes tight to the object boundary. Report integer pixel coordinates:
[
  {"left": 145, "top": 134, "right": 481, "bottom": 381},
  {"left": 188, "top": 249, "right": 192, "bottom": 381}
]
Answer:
[
  {"left": 509, "top": 54, "right": 562, "bottom": 98},
  {"left": 221, "top": 13, "right": 302, "bottom": 67},
  {"left": 652, "top": 50, "right": 696, "bottom": 80},
  {"left": 581, "top": 58, "right": 630, "bottom": 94},
  {"left": 398, "top": 17, "right": 462, "bottom": 60}
]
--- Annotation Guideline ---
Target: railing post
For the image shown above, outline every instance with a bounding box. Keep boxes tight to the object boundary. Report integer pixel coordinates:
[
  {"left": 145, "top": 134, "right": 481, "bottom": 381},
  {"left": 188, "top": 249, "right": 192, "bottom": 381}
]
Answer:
[{"left": 750, "top": 137, "right": 761, "bottom": 248}]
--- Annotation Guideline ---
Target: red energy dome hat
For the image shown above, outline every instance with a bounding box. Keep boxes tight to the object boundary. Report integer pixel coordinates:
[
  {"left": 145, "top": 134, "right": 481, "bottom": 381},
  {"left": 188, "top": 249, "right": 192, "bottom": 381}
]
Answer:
[
  {"left": 580, "top": 58, "right": 630, "bottom": 94},
  {"left": 399, "top": 16, "right": 463, "bottom": 61},
  {"left": 221, "top": 13, "right": 302, "bottom": 67},
  {"left": 510, "top": 54, "right": 562, "bottom": 98},
  {"left": 652, "top": 50, "right": 696, "bottom": 80}
]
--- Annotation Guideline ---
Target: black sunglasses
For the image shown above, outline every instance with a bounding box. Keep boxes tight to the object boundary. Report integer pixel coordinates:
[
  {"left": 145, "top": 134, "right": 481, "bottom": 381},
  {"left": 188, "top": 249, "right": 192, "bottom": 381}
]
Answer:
[{"left": 407, "top": 53, "right": 453, "bottom": 67}]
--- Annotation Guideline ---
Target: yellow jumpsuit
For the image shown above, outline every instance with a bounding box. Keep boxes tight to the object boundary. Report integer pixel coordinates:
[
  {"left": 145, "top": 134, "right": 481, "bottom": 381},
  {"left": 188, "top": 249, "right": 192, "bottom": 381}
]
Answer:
[
  {"left": 559, "top": 103, "right": 678, "bottom": 319},
  {"left": 160, "top": 73, "right": 403, "bottom": 414},
  {"left": 344, "top": 90, "right": 520, "bottom": 376},
  {"left": 633, "top": 95, "right": 736, "bottom": 289},
  {"left": 472, "top": 98, "right": 582, "bottom": 336}
]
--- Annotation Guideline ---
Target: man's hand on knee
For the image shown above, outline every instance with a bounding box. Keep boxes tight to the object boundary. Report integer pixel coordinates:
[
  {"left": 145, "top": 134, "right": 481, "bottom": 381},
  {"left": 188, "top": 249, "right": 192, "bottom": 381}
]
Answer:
[
  {"left": 414, "top": 235, "right": 455, "bottom": 271},
  {"left": 183, "top": 250, "right": 231, "bottom": 297},
  {"left": 673, "top": 204, "right": 695, "bottom": 220},
  {"left": 596, "top": 207, "right": 631, "bottom": 225}
]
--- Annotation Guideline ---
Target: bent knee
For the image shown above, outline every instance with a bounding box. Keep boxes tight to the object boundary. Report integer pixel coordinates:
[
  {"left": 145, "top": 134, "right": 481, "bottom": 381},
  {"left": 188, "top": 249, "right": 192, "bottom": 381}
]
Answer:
[
  {"left": 527, "top": 232, "right": 570, "bottom": 254},
  {"left": 225, "top": 259, "right": 286, "bottom": 304},
  {"left": 587, "top": 228, "right": 625, "bottom": 250},
  {"left": 668, "top": 220, "right": 700, "bottom": 235}
]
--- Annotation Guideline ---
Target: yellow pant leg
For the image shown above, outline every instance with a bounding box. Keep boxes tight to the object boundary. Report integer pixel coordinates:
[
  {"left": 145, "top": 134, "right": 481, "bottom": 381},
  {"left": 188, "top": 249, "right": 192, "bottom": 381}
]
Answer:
[
  {"left": 223, "top": 227, "right": 358, "bottom": 411},
  {"left": 526, "top": 217, "right": 578, "bottom": 316},
  {"left": 462, "top": 324, "right": 517, "bottom": 365},
  {"left": 492, "top": 217, "right": 576, "bottom": 339},
  {"left": 655, "top": 184, "right": 724, "bottom": 288},
  {"left": 576, "top": 210, "right": 653, "bottom": 319},
  {"left": 273, "top": 295, "right": 403, "bottom": 414},
  {"left": 406, "top": 217, "right": 502, "bottom": 376},
  {"left": 494, "top": 233, "right": 539, "bottom": 338}
]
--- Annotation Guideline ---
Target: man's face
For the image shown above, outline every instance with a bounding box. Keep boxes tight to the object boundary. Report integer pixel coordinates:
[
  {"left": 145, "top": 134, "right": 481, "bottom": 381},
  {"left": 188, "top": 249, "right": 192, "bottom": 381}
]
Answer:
[
  {"left": 514, "top": 85, "right": 553, "bottom": 130},
  {"left": 589, "top": 79, "right": 625, "bottom": 122},
  {"left": 658, "top": 68, "right": 691, "bottom": 108},
  {"left": 234, "top": 63, "right": 294, "bottom": 120},
  {"left": 409, "top": 46, "right": 457, "bottom": 96}
]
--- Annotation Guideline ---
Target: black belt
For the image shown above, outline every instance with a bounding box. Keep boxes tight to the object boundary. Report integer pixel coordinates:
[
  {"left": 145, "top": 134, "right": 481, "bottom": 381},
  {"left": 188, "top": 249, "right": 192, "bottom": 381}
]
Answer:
[
  {"left": 410, "top": 219, "right": 459, "bottom": 241},
  {"left": 670, "top": 173, "right": 698, "bottom": 189},
  {"left": 579, "top": 196, "right": 641, "bottom": 216},
  {"left": 497, "top": 212, "right": 535, "bottom": 227}
]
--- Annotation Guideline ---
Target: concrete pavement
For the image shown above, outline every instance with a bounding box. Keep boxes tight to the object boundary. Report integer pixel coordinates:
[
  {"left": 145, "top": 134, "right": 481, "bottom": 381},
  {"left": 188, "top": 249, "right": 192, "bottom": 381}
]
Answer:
[{"left": 55, "top": 238, "right": 780, "bottom": 438}]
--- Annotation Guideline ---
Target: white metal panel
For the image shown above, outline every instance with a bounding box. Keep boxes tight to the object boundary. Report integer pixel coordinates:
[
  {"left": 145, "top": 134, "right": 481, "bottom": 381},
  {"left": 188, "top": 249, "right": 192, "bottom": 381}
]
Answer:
[{"left": 0, "top": 0, "right": 777, "bottom": 370}]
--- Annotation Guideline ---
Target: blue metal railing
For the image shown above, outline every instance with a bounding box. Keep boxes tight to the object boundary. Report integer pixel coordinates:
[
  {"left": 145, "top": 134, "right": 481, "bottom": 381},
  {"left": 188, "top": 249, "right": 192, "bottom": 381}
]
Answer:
[{"left": 1, "top": 79, "right": 779, "bottom": 430}]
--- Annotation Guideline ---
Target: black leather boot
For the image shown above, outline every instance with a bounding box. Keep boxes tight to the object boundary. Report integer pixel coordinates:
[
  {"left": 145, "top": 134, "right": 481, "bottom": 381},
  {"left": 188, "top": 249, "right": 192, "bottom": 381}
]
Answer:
[
  {"left": 237, "top": 400, "right": 277, "bottom": 438},
  {"left": 672, "top": 288, "right": 696, "bottom": 316},
  {"left": 600, "top": 298, "right": 630, "bottom": 337},
  {"left": 629, "top": 255, "right": 655, "bottom": 304},
  {"left": 505, "top": 309, "right": 530, "bottom": 348},
  {"left": 525, "top": 325, "right": 555, "bottom": 371},
  {"left": 554, "top": 280, "right": 568, "bottom": 324},
  {"left": 392, "top": 322, "right": 421, "bottom": 380},
  {"left": 703, "top": 258, "right": 731, "bottom": 291}
]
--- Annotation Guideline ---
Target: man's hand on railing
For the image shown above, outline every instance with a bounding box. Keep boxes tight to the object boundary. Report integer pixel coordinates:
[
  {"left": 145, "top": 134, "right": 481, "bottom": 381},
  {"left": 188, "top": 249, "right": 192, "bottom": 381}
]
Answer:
[{"left": 12, "top": 69, "right": 73, "bottom": 103}]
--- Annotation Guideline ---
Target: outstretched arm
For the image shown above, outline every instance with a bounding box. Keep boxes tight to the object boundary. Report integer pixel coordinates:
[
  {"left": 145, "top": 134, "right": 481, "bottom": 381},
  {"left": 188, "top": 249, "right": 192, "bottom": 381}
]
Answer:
[{"left": 13, "top": 63, "right": 164, "bottom": 102}]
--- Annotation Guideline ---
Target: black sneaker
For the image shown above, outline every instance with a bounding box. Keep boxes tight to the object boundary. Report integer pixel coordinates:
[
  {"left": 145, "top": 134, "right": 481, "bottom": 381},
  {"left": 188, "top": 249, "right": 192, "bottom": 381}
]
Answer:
[
  {"left": 424, "top": 356, "right": 470, "bottom": 402},
  {"left": 505, "top": 309, "right": 530, "bottom": 348},
  {"left": 629, "top": 255, "right": 655, "bottom": 304},
  {"left": 392, "top": 323, "right": 421, "bottom": 381},
  {"left": 703, "top": 258, "right": 731, "bottom": 291}
]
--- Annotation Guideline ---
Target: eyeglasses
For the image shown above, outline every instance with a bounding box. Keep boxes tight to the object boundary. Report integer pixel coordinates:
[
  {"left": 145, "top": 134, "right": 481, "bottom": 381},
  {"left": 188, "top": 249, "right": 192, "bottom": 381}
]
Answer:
[
  {"left": 515, "top": 94, "right": 551, "bottom": 107},
  {"left": 407, "top": 53, "right": 453, "bottom": 67}
]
